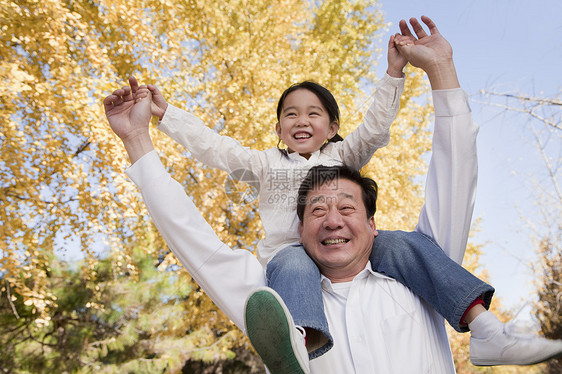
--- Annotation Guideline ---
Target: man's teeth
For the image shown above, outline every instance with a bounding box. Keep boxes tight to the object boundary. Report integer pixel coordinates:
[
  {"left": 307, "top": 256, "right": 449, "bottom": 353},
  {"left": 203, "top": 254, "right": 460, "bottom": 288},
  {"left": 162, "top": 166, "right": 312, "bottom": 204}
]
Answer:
[{"left": 323, "top": 238, "right": 348, "bottom": 245}]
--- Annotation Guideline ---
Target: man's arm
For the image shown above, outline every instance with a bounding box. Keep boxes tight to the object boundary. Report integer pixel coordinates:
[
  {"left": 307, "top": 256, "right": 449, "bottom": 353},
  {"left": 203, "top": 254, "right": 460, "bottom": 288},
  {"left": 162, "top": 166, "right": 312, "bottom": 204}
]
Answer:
[
  {"left": 415, "top": 89, "right": 477, "bottom": 264},
  {"left": 395, "top": 17, "right": 477, "bottom": 264},
  {"left": 126, "top": 152, "right": 266, "bottom": 329},
  {"left": 104, "top": 84, "right": 266, "bottom": 330}
]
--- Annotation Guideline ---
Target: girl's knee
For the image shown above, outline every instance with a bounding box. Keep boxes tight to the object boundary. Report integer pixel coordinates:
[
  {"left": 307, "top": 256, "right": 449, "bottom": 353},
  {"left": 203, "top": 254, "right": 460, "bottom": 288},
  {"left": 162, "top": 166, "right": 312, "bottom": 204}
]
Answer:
[{"left": 268, "top": 245, "right": 317, "bottom": 277}]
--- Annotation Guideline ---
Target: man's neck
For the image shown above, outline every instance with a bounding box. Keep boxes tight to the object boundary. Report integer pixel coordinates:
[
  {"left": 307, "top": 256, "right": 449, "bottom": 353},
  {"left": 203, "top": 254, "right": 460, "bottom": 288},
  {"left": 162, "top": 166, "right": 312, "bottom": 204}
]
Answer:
[{"left": 323, "top": 265, "right": 368, "bottom": 283}]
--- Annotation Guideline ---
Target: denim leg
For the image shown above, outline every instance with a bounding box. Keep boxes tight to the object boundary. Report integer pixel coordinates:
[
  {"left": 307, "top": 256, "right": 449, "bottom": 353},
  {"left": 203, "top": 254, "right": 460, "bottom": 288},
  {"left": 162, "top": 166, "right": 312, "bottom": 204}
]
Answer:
[
  {"left": 266, "top": 244, "right": 333, "bottom": 359},
  {"left": 371, "top": 230, "right": 495, "bottom": 332}
]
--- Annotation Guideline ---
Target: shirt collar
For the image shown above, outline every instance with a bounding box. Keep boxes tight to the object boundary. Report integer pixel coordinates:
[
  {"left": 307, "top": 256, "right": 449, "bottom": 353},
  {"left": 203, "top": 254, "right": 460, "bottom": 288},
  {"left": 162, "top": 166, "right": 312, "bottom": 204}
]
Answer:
[
  {"left": 320, "top": 261, "right": 395, "bottom": 292},
  {"left": 287, "top": 149, "right": 321, "bottom": 162}
]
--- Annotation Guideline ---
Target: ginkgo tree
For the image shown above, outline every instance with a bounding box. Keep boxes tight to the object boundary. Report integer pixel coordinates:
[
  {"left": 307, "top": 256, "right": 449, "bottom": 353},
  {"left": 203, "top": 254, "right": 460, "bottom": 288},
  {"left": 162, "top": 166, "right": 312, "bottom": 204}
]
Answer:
[
  {"left": 478, "top": 89, "right": 562, "bottom": 374},
  {"left": 1, "top": 0, "right": 451, "bottom": 368}
]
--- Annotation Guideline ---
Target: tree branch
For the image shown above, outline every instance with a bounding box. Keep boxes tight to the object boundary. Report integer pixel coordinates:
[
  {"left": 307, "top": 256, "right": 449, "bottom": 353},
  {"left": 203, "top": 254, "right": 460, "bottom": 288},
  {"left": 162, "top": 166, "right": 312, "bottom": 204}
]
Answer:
[
  {"left": 5, "top": 282, "right": 20, "bottom": 319},
  {"left": 480, "top": 90, "right": 562, "bottom": 106},
  {"left": 472, "top": 96, "right": 561, "bottom": 131}
]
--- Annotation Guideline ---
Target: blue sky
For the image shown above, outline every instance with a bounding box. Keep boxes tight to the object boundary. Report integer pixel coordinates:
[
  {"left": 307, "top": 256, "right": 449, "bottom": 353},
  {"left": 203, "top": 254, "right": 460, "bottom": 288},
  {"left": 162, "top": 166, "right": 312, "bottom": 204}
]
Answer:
[{"left": 377, "top": 0, "right": 561, "bottom": 321}]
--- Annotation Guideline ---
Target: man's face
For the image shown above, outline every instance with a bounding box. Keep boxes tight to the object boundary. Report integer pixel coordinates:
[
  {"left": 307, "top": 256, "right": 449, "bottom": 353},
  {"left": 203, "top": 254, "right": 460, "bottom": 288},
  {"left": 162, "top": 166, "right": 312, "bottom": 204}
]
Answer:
[{"left": 299, "top": 178, "right": 378, "bottom": 282}]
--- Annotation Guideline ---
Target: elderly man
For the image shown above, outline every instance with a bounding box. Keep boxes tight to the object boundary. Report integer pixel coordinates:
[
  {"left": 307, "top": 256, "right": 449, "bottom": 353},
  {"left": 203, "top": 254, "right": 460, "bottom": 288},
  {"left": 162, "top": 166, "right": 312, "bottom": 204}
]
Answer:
[{"left": 104, "top": 16, "right": 562, "bottom": 374}]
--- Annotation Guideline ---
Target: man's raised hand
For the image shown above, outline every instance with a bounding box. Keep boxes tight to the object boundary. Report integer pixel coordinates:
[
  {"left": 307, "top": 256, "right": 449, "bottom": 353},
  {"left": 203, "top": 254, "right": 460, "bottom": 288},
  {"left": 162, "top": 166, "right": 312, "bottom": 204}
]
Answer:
[
  {"left": 104, "top": 78, "right": 155, "bottom": 163},
  {"left": 103, "top": 80, "right": 152, "bottom": 142},
  {"left": 394, "top": 16, "right": 459, "bottom": 89}
]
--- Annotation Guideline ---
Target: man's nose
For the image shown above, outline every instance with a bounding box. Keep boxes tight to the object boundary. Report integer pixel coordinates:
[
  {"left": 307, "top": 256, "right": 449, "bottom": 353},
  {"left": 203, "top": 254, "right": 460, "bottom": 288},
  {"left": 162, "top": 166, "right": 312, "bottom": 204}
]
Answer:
[{"left": 323, "top": 208, "right": 344, "bottom": 229}]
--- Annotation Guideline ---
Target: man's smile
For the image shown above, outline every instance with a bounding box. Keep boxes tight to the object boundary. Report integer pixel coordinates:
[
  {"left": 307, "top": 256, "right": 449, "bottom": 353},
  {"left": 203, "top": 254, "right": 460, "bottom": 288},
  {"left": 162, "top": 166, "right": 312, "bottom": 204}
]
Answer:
[{"left": 321, "top": 237, "right": 350, "bottom": 246}]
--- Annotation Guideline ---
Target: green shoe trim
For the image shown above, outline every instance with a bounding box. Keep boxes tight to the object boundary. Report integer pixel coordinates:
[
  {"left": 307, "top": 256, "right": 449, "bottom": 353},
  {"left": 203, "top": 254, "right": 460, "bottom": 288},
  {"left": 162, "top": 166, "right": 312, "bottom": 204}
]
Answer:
[{"left": 245, "top": 289, "right": 305, "bottom": 374}]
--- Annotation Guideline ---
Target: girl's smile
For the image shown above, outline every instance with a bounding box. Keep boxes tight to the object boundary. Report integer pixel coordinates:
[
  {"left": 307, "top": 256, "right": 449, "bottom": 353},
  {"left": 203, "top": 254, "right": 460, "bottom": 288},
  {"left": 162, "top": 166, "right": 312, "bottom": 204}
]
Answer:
[{"left": 276, "top": 88, "right": 338, "bottom": 159}]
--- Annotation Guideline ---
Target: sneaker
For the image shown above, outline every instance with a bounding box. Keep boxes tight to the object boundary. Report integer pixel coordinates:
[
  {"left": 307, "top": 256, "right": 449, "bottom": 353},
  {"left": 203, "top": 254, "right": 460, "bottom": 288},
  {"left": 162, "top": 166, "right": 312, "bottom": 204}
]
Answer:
[
  {"left": 244, "top": 287, "right": 310, "bottom": 374},
  {"left": 470, "top": 322, "right": 562, "bottom": 366}
]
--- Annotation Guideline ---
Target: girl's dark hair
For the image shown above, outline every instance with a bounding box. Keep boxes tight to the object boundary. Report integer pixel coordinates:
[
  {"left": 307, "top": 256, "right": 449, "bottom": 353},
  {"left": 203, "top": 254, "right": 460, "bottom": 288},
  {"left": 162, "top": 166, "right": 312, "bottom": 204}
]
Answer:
[
  {"left": 276, "top": 81, "right": 344, "bottom": 153},
  {"left": 296, "top": 165, "right": 378, "bottom": 222}
]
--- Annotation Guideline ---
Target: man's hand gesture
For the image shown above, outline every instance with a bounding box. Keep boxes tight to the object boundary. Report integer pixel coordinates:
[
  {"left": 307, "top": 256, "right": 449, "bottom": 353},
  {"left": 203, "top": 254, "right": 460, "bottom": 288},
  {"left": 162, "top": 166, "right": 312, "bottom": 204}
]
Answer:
[
  {"left": 394, "top": 16, "right": 459, "bottom": 89},
  {"left": 103, "top": 77, "right": 154, "bottom": 163},
  {"left": 103, "top": 77, "right": 152, "bottom": 141}
]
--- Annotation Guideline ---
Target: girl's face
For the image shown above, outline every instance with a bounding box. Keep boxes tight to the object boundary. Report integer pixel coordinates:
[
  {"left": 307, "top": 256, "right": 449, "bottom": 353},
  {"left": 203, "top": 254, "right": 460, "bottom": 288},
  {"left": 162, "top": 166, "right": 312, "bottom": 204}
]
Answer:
[{"left": 276, "top": 88, "right": 338, "bottom": 159}]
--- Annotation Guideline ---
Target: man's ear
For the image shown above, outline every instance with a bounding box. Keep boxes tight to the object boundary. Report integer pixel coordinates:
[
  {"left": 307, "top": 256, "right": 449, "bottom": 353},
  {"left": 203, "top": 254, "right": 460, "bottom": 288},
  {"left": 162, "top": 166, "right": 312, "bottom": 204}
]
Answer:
[
  {"left": 368, "top": 216, "right": 378, "bottom": 237},
  {"left": 275, "top": 122, "right": 282, "bottom": 137},
  {"left": 299, "top": 221, "right": 303, "bottom": 244}
]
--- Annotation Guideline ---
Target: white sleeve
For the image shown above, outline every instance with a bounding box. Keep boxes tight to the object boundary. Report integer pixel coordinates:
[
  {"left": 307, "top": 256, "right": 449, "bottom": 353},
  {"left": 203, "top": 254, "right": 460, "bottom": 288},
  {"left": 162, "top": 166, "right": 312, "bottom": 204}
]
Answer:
[
  {"left": 126, "top": 151, "right": 266, "bottom": 330},
  {"left": 337, "top": 74, "right": 404, "bottom": 169},
  {"left": 415, "top": 89, "right": 478, "bottom": 264},
  {"left": 158, "top": 104, "right": 267, "bottom": 182}
]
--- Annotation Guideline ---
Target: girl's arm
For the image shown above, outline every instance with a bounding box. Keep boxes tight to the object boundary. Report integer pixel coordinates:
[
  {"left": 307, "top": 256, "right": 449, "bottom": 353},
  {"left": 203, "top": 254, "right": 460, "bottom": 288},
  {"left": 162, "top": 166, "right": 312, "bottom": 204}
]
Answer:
[
  {"left": 336, "top": 73, "right": 405, "bottom": 169},
  {"left": 335, "top": 34, "right": 407, "bottom": 168},
  {"left": 146, "top": 83, "right": 266, "bottom": 182},
  {"left": 158, "top": 104, "right": 266, "bottom": 181}
]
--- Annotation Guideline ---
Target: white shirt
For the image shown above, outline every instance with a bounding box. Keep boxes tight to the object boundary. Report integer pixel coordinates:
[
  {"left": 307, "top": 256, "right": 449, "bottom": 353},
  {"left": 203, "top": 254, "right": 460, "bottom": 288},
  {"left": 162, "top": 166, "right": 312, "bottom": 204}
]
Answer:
[
  {"left": 315, "top": 266, "right": 457, "bottom": 373},
  {"left": 127, "top": 88, "right": 477, "bottom": 373},
  {"left": 158, "top": 74, "right": 405, "bottom": 266}
]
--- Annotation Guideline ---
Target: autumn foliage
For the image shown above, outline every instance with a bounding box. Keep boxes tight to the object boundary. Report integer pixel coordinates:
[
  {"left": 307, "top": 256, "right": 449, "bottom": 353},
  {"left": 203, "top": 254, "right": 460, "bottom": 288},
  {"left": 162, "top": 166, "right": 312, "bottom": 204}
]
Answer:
[{"left": 0, "top": 0, "right": 534, "bottom": 372}]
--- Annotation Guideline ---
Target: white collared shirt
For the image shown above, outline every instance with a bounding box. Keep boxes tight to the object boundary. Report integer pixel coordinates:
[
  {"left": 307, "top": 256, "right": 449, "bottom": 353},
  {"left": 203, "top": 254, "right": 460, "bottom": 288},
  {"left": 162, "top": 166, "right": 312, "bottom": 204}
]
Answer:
[
  {"left": 312, "top": 266, "right": 455, "bottom": 373},
  {"left": 127, "top": 88, "right": 476, "bottom": 373}
]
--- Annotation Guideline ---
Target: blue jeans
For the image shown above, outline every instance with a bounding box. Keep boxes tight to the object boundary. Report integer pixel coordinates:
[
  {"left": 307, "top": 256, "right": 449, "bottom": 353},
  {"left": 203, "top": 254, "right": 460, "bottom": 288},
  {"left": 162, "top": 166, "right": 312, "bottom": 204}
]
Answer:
[{"left": 266, "top": 230, "right": 495, "bottom": 359}]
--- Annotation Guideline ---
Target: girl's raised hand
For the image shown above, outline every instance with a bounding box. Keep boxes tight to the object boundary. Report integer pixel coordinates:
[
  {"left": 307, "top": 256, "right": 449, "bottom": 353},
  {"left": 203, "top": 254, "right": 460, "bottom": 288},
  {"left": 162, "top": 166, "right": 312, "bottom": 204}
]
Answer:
[
  {"left": 387, "top": 33, "right": 408, "bottom": 78},
  {"left": 146, "top": 84, "right": 168, "bottom": 120},
  {"left": 128, "top": 76, "right": 168, "bottom": 120}
]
